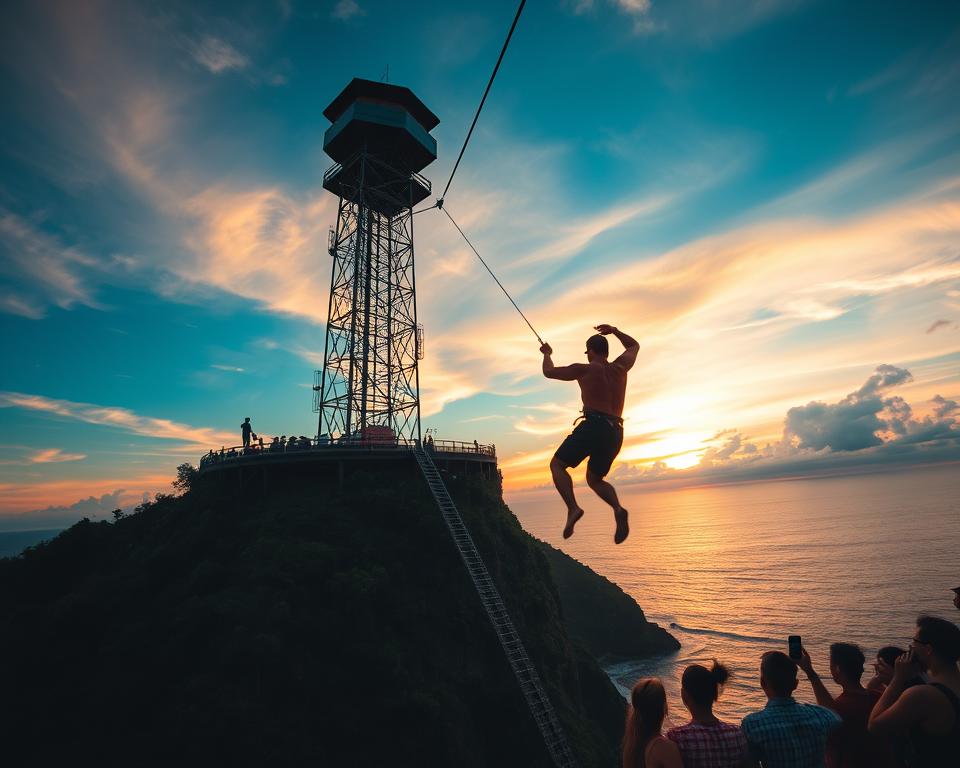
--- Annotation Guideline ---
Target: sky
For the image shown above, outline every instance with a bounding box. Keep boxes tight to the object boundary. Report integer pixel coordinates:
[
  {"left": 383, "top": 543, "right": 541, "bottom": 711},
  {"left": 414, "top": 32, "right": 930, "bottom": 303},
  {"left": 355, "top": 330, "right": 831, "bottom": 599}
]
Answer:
[{"left": 1, "top": 0, "right": 958, "bottom": 530}]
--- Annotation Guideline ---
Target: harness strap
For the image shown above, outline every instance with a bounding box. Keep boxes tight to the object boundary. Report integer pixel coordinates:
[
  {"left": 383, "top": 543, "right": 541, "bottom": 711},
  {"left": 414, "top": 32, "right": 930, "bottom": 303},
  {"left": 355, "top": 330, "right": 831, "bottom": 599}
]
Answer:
[{"left": 573, "top": 409, "right": 624, "bottom": 428}]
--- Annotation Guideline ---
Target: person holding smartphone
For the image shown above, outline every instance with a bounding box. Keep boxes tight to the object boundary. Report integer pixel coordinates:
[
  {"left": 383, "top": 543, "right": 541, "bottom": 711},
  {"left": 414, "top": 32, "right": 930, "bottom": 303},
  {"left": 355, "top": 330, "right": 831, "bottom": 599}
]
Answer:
[
  {"left": 741, "top": 651, "right": 840, "bottom": 768},
  {"left": 868, "top": 615, "right": 960, "bottom": 766},
  {"left": 796, "top": 643, "right": 892, "bottom": 767}
]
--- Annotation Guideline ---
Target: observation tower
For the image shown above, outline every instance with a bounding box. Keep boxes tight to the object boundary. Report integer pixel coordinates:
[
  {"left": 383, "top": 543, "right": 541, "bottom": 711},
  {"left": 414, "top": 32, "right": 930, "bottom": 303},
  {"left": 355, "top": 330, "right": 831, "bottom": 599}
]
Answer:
[{"left": 314, "top": 78, "right": 439, "bottom": 443}]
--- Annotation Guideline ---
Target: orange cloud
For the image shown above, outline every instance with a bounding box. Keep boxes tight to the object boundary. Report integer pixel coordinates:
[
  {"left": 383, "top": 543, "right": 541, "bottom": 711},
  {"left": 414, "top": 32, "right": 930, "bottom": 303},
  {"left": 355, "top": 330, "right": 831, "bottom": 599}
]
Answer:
[
  {"left": 0, "top": 474, "right": 171, "bottom": 516},
  {"left": 29, "top": 448, "right": 87, "bottom": 464},
  {"left": 0, "top": 391, "right": 235, "bottom": 450}
]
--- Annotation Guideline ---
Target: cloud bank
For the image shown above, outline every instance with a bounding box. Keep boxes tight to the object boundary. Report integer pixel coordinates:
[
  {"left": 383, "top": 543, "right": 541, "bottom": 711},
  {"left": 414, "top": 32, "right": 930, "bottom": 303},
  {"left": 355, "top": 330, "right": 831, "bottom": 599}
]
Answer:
[{"left": 604, "top": 365, "right": 960, "bottom": 488}]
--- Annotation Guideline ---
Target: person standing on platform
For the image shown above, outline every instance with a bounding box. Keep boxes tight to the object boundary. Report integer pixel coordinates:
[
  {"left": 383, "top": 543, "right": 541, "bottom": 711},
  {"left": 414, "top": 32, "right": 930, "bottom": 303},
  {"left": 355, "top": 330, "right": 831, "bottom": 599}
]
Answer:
[{"left": 241, "top": 417, "right": 253, "bottom": 448}]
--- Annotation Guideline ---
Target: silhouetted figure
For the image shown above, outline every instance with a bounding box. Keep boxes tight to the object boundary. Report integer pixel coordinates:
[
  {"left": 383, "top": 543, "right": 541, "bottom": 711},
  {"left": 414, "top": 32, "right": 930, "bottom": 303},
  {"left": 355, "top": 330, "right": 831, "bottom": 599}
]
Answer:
[
  {"left": 866, "top": 646, "right": 907, "bottom": 695},
  {"left": 241, "top": 417, "right": 253, "bottom": 448},
  {"left": 622, "top": 677, "right": 682, "bottom": 768},
  {"left": 473, "top": 439, "right": 479, "bottom": 453},
  {"left": 869, "top": 615, "right": 960, "bottom": 766},
  {"left": 426, "top": 434, "right": 434, "bottom": 451},
  {"left": 279, "top": 435, "right": 287, "bottom": 450},
  {"left": 798, "top": 643, "right": 892, "bottom": 767},
  {"left": 540, "top": 324, "right": 638, "bottom": 544},
  {"left": 741, "top": 651, "right": 840, "bottom": 767},
  {"left": 666, "top": 660, "right": 747, "bottom": 768},
  {"left": 269, "top": 436, "right": 280, "bottom": 452},
  {"left": 258, "top": 436, "right": 264, "bottom": 449}
]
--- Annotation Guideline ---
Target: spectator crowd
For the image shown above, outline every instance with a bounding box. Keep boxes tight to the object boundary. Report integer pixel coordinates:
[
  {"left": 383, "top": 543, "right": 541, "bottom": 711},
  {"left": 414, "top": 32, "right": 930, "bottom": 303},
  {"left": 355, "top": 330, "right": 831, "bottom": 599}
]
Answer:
[{"left": 622, "top": 612, "right": 960, "bottom": 768}]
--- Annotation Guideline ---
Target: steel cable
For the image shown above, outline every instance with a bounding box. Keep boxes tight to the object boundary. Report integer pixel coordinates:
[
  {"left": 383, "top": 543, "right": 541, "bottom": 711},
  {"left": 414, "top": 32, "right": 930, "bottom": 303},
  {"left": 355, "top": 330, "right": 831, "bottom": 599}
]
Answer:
[
  {"left": 441, "top": 205, "right": 544, "bottom": 345},
  {"left": 438, "top": 0, "right": 527, "bottom": 204}
]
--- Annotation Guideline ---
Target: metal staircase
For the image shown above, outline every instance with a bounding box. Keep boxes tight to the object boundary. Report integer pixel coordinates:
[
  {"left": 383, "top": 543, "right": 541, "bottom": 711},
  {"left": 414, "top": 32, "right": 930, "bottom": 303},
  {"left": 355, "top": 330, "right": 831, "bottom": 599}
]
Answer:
[{"left": 413, "top": 445, "right": 578, "bottom": 768}]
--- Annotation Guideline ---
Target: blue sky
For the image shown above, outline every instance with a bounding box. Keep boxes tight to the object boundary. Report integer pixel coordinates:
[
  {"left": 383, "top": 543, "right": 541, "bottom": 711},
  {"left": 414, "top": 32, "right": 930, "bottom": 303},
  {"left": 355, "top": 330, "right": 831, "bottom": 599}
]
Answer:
[{"left": 1, "top": 0, "right": 958, "bottom": 528}]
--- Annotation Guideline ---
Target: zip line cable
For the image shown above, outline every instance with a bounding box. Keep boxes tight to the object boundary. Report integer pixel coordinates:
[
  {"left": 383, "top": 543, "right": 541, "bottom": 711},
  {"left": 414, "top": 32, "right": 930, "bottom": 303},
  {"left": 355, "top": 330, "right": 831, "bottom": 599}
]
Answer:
[
  {"left": 441, "top": 205, "right": 544, "bottom": 346},
  {"left": 412, "top": 202, "right": 439, "bottom": 216},
  {"left": 414, "top": 0, "right": 541, "bottom": 345},
  {"left": 437, "top": 0, "right": 527, "bottom": 204}
]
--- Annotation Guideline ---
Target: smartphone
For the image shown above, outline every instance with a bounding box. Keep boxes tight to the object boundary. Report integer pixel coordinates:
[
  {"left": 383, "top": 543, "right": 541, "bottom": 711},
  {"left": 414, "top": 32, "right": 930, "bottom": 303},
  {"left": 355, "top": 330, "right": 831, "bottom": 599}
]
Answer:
[{"left": 788, "top": 635, "right": 802, "bottom": 660}]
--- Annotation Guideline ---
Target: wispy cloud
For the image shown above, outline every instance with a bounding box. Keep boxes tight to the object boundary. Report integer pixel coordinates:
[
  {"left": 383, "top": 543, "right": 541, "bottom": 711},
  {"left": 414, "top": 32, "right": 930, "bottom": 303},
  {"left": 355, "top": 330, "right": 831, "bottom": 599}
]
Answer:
[
  {"left": 211, "top": 364, "right": 246, "bottom": 372},
  {"left": 0, "top": 210, "right": 101, "bottom": 318},
  {"left": 190, "top": 35, "right": 249, "bottom": 74},
  {"left": 0, "top": 391, "right": 235, "bottom": 450},
  {"left": 573, "top": 0, "right": 809, "bottom": 40},
  {"left": 331, "top": 0, "right": 365, "bottom": 22},
  {"left": 459, "top": 414, "right": 507, "bottom": 424},
  {"left": 180, "top": 186, "right": 334, "bottom": 322},
  {"left": 422, "top": 185, "right": 960, "bottom": 410},
  {"left": 926, "top": 319, "right": 952, "bottom": 334},
  {"left": 29, "top": 448, "right": 86, "bottom": 464},
  {"left": 511, "top": 194, "right": 673, "bottom": 268}
]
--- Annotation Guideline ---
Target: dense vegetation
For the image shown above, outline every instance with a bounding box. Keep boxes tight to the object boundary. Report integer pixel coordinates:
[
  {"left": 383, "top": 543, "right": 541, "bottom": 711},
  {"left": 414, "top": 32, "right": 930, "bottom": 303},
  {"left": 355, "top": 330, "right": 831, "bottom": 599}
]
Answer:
[{"left": 0, "top": 460, "right": 676, "bottom": 766}]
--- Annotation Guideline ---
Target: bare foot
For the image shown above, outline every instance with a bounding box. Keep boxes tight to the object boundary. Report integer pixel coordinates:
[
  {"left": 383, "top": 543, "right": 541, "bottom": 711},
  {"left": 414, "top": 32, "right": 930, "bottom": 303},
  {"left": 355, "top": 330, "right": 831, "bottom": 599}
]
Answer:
[
  {"left": 614, "top": 507, "right": 629, "bottom": 544},
  {"left": 563, "top": 507, "right": 585, "bottom": 539}
]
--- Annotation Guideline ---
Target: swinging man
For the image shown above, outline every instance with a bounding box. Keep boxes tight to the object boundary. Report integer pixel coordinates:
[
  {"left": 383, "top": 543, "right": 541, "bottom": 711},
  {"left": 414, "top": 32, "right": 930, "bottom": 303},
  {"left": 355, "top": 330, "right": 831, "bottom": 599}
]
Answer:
[{"left": 540, "top": 324, "right": 639, "bottom": 544}]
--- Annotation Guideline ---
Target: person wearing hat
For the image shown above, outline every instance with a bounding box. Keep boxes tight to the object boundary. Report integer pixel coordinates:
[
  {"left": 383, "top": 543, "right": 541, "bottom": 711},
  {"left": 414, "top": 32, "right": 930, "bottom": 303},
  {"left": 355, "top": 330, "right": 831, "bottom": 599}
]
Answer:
[{"left": 952, "top": 586, "right": 960, "bottom": 611}]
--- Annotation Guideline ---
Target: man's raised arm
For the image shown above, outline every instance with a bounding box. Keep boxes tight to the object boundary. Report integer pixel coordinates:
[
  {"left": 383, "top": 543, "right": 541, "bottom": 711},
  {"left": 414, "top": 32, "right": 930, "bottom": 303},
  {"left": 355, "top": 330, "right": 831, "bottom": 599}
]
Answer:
[
  {"left": 596, "top": 324, "right": 639, "bottom": 371},
  {"left": 540, "top": 342, "right": 583, "bottom": 381}
]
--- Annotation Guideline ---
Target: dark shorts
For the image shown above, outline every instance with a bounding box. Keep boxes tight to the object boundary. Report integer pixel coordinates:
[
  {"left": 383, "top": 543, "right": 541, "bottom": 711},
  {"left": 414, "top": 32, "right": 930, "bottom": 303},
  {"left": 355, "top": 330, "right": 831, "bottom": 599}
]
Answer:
[{"left": 554, "top": 415, "right": 624, "bottom": 478}]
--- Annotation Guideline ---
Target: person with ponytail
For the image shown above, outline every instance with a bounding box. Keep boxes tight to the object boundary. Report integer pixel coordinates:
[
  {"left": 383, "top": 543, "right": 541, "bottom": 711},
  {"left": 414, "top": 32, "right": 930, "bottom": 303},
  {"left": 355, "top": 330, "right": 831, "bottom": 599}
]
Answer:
[
  {"left": 665, "top": 660, "right": 748, "bottom": 768},
  {"left": 622, "top": 677, "right": 682, "bottom": 768}
]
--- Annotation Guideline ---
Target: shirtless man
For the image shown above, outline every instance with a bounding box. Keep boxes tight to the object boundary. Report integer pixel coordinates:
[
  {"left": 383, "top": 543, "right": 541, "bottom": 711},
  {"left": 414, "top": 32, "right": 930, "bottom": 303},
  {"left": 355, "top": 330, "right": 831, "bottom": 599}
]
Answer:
[{"left": 540, "top": 324, "right": 639, "bottom": 544}]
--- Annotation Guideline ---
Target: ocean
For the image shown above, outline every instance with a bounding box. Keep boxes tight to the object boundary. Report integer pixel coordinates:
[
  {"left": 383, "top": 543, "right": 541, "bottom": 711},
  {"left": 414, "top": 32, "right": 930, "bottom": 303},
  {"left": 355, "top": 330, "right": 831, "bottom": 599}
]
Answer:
[
  {"left": 0, "top": 528, "right": 62, "bottom": 558},
  {"left": 506, "top": 463, "right": 960, "bottom": 725}
]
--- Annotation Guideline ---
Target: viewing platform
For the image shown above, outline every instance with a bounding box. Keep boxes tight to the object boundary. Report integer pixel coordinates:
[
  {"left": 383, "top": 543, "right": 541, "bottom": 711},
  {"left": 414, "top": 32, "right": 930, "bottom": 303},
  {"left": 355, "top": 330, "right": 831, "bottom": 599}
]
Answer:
[{"left": 198, "top": 437, "right": 498, "bottom": 486}]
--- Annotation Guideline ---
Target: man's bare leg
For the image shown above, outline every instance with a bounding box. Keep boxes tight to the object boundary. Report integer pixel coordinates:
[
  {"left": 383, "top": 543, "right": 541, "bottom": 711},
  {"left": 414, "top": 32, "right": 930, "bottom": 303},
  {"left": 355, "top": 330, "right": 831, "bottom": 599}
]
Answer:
[
  {"left": 586, "top": 470, "right": 629, "bottom": 544},
  {"left": 550, "top": 456, "right": 584, "bottom": 538}
]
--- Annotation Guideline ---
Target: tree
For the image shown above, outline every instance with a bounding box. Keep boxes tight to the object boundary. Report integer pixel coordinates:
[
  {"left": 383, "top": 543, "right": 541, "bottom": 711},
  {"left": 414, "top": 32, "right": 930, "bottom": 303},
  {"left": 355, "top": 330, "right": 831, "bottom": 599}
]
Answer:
[
  {"left": 172, "top": 463, "right": 198, "bottom": 495},
  {"left": 111, "top": 509, "right": 126, "bottom": 522}
]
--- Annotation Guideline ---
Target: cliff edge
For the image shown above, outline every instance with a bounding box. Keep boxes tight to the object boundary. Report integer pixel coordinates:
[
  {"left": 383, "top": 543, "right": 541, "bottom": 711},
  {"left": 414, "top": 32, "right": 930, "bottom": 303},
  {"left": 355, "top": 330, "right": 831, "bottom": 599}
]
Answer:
[{"left": 0, "top": 461, "right": 676, "bottom": 767}]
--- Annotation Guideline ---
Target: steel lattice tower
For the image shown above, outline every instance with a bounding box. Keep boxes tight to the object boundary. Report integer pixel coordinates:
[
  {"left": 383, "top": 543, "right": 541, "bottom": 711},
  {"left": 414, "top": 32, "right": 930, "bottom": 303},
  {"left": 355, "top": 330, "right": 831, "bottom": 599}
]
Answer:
[{"left": 314, "top": 79, "right": 439, "bottom": 443}]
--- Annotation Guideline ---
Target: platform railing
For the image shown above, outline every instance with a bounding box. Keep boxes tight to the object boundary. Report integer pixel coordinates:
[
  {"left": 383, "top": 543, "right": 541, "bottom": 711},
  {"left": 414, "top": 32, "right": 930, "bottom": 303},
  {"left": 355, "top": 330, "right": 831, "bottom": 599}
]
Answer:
[{"left": 198, "top": 436, "right": 495, "bottom": 471}]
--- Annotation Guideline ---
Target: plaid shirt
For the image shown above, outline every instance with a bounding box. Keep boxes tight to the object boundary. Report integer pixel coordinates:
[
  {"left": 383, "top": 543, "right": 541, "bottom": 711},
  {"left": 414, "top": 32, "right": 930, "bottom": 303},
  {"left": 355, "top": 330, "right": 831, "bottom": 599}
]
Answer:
[
  {"left": 666, "top": 720, "right": 748, "bottom": 768},
  {"left": 741, "top": 697, "right": 841, "bottom": 768}
]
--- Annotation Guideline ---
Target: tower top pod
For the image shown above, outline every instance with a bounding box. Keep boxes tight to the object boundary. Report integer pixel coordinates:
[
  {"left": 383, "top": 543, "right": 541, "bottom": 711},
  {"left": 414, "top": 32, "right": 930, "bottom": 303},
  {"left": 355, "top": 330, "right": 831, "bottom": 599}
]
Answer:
[{"left": 321, "top": 78, "right": 439, "bottom": 215}]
